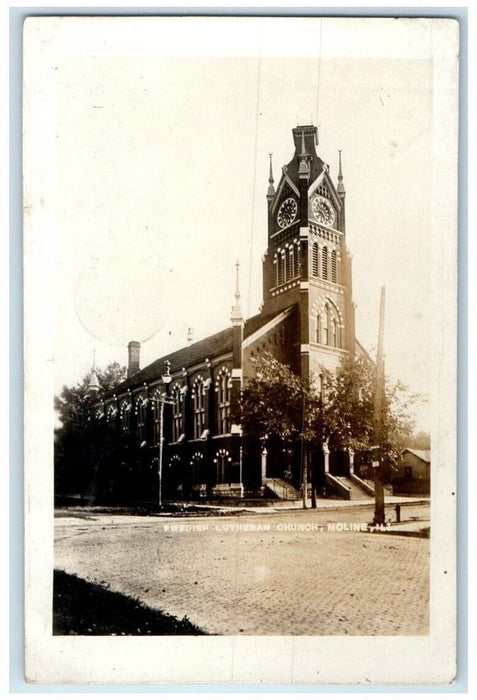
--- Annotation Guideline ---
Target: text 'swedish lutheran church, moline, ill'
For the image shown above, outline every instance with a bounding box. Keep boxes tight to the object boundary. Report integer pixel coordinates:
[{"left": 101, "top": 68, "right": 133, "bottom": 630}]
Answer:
[{"left": 92, "top": 124, "right": 368, "bottom": 503}]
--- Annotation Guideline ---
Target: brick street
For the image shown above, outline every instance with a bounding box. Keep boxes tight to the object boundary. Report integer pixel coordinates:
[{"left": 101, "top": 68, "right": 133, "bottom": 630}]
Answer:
[{"left": 54, "top": 505, "right": 429, "bottom": 636}]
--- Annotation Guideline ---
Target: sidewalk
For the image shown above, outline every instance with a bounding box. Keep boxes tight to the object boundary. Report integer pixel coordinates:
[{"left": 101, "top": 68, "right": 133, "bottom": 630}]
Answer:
[{"left": 55, "top": 497, "right": 430, "bottom": 537}]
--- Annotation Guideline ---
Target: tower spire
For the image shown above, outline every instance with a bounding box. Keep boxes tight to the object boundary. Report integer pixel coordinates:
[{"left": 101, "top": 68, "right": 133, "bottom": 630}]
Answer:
[
  {"left": 230, "top": 260, "right": 243, "bottom": 325},
  {"left": 337, "top": 149, "right": 346, "bottom": 195},
  {"left": 267, "top": 153, "right": 275, "bottom": 202},
  {"left": 88, "top": 348, "right": 100, "bottom": 394}
]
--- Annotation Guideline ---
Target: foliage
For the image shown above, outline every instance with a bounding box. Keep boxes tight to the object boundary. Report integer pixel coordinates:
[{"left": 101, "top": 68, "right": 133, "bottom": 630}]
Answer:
[
  {"left": 54, "top": 362, "right": 127, "bottom": 428},
  {"left": 239, "top": 353, "right": 313, "bottom": 446},
  {"left": 322, "top": 353, "right": 375, "bottom": 451},
  {"left": 54, "top": 362, "right": 127, "bottom": 498},
  {"left": 239, "top": 352, "right": 418, "bottom": 467}
]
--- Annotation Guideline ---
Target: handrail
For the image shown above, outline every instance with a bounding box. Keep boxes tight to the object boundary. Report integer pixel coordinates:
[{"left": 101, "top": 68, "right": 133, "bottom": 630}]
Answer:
[
  {"left": 266, "top": 477, "right": 300, "bottom": 500},
  {"left": 350, "top": 472, "right": 375, "bottom": 496},
  {"left": 325, "top": 473, "right": 351, "bottom": 500}
]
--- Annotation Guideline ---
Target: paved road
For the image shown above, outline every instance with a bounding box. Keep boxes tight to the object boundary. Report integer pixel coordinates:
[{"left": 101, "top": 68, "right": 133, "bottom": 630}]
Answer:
[{"left": 55, "top": 506, "right": 429, "bottom": 636}]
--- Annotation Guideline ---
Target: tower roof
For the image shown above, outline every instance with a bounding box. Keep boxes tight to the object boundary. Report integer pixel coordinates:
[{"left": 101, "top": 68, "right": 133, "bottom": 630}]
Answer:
[{"left": 283, "top": 124, "right": 326, "bottom": 185}]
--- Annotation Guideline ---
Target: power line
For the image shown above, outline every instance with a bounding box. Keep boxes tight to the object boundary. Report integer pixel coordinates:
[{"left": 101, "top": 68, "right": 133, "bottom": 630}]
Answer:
[
  {"left": 246, "top": 22, "right": 263, "bottom": 318},
  {"left": 316, "top": 18, "right": 323, "bottom": 126}
]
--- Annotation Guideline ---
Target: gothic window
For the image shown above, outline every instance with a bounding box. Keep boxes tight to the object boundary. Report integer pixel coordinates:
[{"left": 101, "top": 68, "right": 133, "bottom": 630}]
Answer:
[
  {"left": 135, "top": 397, "right": 147, "bottom": 445},
  {"left": 120, "top": 400, "right": 131, "bottom": 434},
  {"left": 323, "top": 304, "right": 329, "bottom": 345},
  {"left": 322, "top": 246, "right": 328, "bottom": 279},
  {"left": 293, "top": 242, "right": 299, "bottom": 278},
  {"left": 215, "top": 449, "right": 231, "bottom": 484},
  {"left": 285, "top": 246, "right": 292, "bottom": 281},
  {"left": 331, "top": 250, "right": 337, "bottom": 283},
  {"left": 106, "top": 404, "right": 117, "bottom": 432},
  {"left": 332, "top": 319, "right": 337, "bottom": 348},
  {"left": 190, "top": 452, "right": 204, "bottom": 485},
  {"left": 193, "top": 378, "right": 206, "bottom": 439},
  {"left": 277, "top": 251, "right": 284, "bottom": 286},
  {"left": 312, "top": 241, "right": 319, "bottom": 277},
  {"left": 152, "top": 391, "right": 161, "bottom": 446},
  {"left": 171, "top": 384, "right": 183, "bottom": 442},
  {"left": 216, "top": 368, "right": 231, "bottom": 434},
  {"left": 318, "top": 300, "right": 341, "bottom": 348},
  {"left": 318, "top": 182, "right": 331, "bottom": 199}
]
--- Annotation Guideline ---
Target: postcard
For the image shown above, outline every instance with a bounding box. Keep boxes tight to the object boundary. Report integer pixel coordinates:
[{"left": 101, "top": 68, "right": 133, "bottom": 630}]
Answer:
[{"left": 23, "top": 15, "right": 458, "bottom": 684}]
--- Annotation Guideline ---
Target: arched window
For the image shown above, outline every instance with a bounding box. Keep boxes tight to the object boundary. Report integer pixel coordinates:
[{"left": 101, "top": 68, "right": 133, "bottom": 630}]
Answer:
[
  {"left": 215, "top": 449, "right": 231, "bottom": 484},
  {"left": 293, "top": 242, "right": 299, "bottom": 278},
  {"left": 216, "top": 369, "right": 231, "bottom": 435},
  {"left": 152, "top": 391, "right": 161, "bottom": 445},
  {"left": 135, "top": 397, "right": 147, "bottom": 445},
  {"left": 331, "top": 250, "right": 337, "bottom": 283},
  {"left": 193, "top": 378, "right": 206, "bottom": 439},
  {"left": 318, "top": 300, "right": 342, "bottom": 348},
  {"left": 277, "top": 251, "right": 284, "bottom": 286},
  {"left": 120, "top": 400, "right": 131, "bottom": 434},
  {"left": 190, "top": 452, "right": 204, "bottom": 485},
  {"left": 171, "top": 384, "right": 183, "bottom": 442},
  {"left": 312, "top": 241, "right": 319, "bottom": 277},
  {"left": 323, "top": 304, "right": 329, "bottom": 345},
  {"left": 322, "top": 246, "right": 328, "bottom": 279},
  {"left": 285, "top": 246, "right": 292, "bottom": 281},
  {"left": 106, "top": 404, "right": 117, "bottom": 432}
]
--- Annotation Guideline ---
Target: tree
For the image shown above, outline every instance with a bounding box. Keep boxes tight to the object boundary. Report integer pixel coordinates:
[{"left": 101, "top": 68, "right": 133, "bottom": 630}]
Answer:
[
  {"left": 238, "top": 352, "right": 418, "bottom": 503},
  {"left": 54, "top": 362, "right": 127, "bottom": 502},
  {"left": 324, "top": 354, "right": 418, "bottom": 470},
  {"left": 239, "top": 353, "right": 308, "bottom": 445},
  {"left": 238, "top": 353, "right": 322, "bottom": 503}
]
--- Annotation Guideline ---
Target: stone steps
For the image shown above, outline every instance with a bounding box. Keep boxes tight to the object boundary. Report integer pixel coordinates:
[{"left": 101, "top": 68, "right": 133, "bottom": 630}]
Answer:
[{"left": 264, "top": 478, "right": 302, "bottom": 500}]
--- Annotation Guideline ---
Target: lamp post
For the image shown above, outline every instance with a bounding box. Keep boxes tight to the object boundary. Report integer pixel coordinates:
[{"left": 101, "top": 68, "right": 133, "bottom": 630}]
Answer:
[{"left": 157, "top": 360, "right": 173, "bottom": 510}]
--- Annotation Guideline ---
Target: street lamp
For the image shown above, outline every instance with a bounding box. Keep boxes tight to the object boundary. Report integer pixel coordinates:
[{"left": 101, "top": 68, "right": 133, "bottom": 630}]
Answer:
[{"left": 157, "top": 360, "right": 173, "bottom": 510}]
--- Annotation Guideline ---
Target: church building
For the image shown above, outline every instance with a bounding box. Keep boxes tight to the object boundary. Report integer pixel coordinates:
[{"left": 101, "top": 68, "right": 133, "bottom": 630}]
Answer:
[{"left": 93, "top": 124, "right": 360, "bottom": 504}]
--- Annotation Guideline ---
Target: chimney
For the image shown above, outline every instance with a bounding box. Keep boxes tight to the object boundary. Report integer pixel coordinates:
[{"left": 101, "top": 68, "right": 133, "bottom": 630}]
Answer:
[
  {"left": 187, "top": 328, "right": 194, "bottom": 344},
  {"left": 127, "top": 341, "right": 140, "bottom": 378}
]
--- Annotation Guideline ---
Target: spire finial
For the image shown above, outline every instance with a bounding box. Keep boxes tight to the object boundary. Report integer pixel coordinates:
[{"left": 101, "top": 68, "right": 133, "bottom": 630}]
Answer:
[
  {"left": 337, "top": 149, "right": 345, "bottom": 195},
  {"left": 88, "top": 348, "right": 100, "bottom": 394},
  {"left": 234, "top": 259, "right": 240, "bottom": 302},
  {"left": 231, "top": 260, "right": 243, "bottom": 325},
  {"left": 267, "top": 153, "right": 275, "bottom": 200}
]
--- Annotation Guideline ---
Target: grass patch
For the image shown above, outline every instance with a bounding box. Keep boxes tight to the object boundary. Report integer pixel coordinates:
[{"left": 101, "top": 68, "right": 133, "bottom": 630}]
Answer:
[{"left": 53, "top": 569, "right": 206, "bottom": 635}]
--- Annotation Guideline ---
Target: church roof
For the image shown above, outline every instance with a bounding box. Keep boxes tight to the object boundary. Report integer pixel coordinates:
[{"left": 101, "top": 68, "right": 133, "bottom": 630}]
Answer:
[{"left": 111, "top": 306, "right": 295, "bottom": 396}]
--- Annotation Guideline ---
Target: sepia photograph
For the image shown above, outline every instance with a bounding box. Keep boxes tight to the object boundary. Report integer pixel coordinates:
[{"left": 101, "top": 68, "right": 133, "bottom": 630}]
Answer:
[{"left": 23, "top": 15, "right": 458, "bottom": 684}]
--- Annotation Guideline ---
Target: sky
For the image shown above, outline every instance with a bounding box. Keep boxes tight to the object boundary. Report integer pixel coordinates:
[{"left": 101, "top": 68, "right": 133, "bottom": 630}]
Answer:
[{"left": 23, "top": 16, "right": 459, "bottom": 433}]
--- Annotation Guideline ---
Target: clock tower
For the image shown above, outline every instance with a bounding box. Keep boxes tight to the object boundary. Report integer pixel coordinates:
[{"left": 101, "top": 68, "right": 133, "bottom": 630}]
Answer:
[{"left": 261, "top": 124, "right": 356, "bottom": 382}]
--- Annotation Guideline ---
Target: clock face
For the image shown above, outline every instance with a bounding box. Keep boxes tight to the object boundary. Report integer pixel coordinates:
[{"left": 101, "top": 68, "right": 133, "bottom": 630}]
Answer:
[
  {"left": 277, "top": 198, "right": 298, "bottom": 229},
  {"left": 311, "top": 195, "right": 336, "bottom": 226}
]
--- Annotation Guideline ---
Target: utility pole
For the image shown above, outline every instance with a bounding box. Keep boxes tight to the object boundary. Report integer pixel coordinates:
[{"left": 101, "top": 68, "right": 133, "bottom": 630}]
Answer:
[
  {"left": 372, "top": 286, "right": 386, "bottom": 526},
  {"left": 301, "top": 384, "right": 307, "bottom": 509}
]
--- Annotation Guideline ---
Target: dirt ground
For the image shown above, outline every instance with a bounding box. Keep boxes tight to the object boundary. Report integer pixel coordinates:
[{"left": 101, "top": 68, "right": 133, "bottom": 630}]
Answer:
[{"left": 54, "top": 505, "right": 430, "bottom": 635}]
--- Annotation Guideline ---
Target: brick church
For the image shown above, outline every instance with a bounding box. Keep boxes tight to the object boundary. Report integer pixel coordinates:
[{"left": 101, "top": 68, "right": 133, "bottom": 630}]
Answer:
[{"left": 92, "top": 124, "right": 363, "bottom": 504}]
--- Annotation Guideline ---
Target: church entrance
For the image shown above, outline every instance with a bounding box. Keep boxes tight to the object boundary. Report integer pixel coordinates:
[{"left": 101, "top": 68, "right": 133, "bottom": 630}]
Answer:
[
  {"left": 310, "top": 448, "right": 326, "bottom": 492},
  {"left": 329, "top": 450, "right": 350, "bottom": 477}
]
